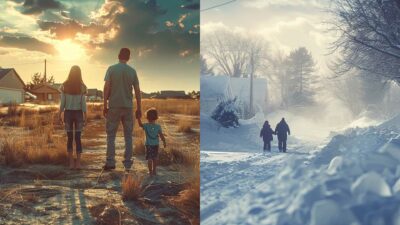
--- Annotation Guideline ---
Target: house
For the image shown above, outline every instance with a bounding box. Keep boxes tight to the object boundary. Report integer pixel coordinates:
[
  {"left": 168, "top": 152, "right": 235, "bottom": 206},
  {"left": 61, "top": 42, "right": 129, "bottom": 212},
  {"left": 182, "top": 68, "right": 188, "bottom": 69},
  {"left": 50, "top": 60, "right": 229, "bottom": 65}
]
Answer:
[
  {"left": 141, "top": 91, "right": 159, "bottom": 99},
  {"left": 200, "top": 75, "right": 268, "bottom": 117},
  {"left": 30, "top": 83, "right": 61, "bottom": 102},
  {"left": 153, "top": 90, "right": 189, "bottom": 99},
  {"left": 87, "top": 88, "right": 103, "bottom": 101},
  {"left": 0, "top": 68, "right": 25, "bottom": 105}
]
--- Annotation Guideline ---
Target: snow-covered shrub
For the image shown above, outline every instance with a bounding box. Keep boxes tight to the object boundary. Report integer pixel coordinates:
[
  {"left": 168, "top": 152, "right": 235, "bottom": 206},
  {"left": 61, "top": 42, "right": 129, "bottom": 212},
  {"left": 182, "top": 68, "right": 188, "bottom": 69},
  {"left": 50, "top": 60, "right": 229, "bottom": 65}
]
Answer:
[{"left": 211, "top": 97, "right": 240, "bottom": 128}]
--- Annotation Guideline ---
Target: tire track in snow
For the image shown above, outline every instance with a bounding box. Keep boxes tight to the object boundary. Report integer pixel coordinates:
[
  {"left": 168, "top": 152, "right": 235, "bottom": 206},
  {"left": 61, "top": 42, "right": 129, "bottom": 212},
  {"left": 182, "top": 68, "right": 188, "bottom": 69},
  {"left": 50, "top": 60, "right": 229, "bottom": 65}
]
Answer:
[
  {"left": 200, "top": 153, "right": 286, "bottom": 222},
  {"left": 201, "top": 145, "right": 311, "bottom": 224}
]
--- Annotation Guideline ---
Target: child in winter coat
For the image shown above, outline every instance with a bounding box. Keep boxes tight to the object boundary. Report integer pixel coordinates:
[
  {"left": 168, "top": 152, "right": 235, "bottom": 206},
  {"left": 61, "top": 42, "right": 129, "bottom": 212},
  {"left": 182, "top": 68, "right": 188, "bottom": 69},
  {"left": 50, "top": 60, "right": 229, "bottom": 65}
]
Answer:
[{"left": 260, "top": 120, "right": 274, "bottom": 152}]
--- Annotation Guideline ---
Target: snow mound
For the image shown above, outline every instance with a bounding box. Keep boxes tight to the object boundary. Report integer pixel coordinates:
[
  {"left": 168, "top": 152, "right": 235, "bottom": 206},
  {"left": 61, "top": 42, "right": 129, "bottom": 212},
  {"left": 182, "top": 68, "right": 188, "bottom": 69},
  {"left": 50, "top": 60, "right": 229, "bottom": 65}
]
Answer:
[
  {"left": 351, "top": 172, "right": 392, "bottom": 197},
  {"left": 201, "top": 113, "right": 400, "bottom": 225},
  {"left": 393, "top": 178, "right": 400, "bottom": 193},
  {"left": 200, "top": 113, "right": 262, "bottom": 151},
  {"left": 327, "top": 156, "right": 344, "bottom": 175},
  {"left": 310, "top": 200, "right": 357, "bottom": 225}
]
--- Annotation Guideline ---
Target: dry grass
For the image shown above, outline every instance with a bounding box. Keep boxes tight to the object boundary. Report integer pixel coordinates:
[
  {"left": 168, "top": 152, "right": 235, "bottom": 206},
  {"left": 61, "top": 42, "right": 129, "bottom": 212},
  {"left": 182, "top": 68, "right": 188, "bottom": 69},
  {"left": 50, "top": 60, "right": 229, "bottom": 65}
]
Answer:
[
  {"left": 177, "top": 119, "right": 194, "bottom": 133},
  {"left": 121, "top": 174, "right": 144, "bottom": 201},
  {"left": 169, "top": 177, "right": 200, "bottom": 225},
  {"left": 138, "top": 99, "right": 199, "bottom": 116},
  {"left": 0, "top": 108, "right": 67, "bottom": 167},
  {"left": 86, "top": 103, "right": 103, "bottom": 120},
  {"left": 134, "top": 139, "right": 146, "bottom": 156},
  {"left": 158, "top": 143, "right": 199, "bottom": 169},
  {"left": 0, "top": 99, "right": 199, "bottom": 170},
  {"left": 0, "top": 130, "right": 67, "bottom": 167}
]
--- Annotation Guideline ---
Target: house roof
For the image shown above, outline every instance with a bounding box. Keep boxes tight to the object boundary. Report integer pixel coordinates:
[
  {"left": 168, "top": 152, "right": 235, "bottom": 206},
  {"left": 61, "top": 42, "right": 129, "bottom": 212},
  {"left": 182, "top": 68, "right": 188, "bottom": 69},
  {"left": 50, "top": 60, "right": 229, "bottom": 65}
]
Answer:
[
  {"left": 0, "top": 68, "right": 26, "bottom": 87},
  {"left": 52, "top": 83, "right": 62, "bottom": 90},
  {"left": 0, "top": 68, "right": 12, "bottom": 80},
  {"left": 160, "top": 90, "right": 186, "bottom": 95}
]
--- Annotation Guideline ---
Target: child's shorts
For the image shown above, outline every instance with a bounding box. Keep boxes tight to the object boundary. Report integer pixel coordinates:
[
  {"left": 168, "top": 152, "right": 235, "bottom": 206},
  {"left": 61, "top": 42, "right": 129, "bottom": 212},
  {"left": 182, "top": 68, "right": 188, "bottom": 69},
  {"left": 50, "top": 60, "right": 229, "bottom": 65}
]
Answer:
[{"left": 145, "top": 145, "right": 159, "bottom": 160}]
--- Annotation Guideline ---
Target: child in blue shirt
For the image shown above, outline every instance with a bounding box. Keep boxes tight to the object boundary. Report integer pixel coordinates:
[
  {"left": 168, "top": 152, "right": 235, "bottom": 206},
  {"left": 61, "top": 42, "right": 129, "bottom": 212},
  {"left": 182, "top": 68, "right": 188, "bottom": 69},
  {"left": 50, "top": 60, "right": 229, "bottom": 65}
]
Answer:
[{"left": 138, "top": 108, "right": 166, "bottom": 176}]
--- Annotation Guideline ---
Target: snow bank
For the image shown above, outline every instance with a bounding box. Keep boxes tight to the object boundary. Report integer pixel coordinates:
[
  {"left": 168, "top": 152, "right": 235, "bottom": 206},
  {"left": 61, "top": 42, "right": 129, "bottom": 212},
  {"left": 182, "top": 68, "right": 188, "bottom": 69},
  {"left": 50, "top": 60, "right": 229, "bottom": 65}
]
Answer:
[
  {"left": 309, "top": 200, "right": 357, "bottom": 225},
  {"left": 351, "top": 172, "right": 392, "bottom": 197},
  {"left": 201, "top": 111, "right": 400, "bottom": 225},
  {"left": 200, "top": 113, "right": 263, "bottom": 151},
  {"left": 277, "top": 115, "right": 400, "bottom": 225}
]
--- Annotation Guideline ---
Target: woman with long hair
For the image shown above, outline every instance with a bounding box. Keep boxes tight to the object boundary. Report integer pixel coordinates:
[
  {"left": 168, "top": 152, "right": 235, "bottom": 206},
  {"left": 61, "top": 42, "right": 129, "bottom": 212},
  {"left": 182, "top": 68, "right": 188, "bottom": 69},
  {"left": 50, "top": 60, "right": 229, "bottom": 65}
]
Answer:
[{"left": 58, "top": 65, "right": 87, "bottom": 169}]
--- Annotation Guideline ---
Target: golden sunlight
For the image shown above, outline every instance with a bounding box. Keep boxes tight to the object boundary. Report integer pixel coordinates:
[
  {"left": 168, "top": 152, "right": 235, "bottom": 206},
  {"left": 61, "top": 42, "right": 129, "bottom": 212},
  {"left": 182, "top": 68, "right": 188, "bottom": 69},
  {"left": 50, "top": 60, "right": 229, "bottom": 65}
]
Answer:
[{"left": 55, "top": 39, "right": 86, "bottom": 61}]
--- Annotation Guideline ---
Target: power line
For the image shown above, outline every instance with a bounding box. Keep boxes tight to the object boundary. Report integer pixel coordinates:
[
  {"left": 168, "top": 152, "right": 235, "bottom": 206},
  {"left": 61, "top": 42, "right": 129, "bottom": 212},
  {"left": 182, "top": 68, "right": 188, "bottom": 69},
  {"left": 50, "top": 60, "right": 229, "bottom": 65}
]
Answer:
[{"left": 201, "top": 0, "right": 237, "bottom": 11}]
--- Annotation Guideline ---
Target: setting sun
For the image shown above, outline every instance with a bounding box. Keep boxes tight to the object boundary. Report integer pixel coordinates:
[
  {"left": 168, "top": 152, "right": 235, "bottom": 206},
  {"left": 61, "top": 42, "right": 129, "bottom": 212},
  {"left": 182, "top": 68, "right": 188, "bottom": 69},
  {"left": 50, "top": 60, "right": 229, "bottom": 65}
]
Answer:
[{"left": 55, "top": 40, "right": 86, "bottom": 61}]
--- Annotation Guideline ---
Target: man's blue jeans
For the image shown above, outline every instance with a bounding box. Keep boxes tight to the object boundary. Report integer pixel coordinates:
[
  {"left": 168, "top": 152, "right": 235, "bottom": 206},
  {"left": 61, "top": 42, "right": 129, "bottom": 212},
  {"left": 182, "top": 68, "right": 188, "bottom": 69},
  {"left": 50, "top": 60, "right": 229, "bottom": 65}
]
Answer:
[{"left": 106, "top": 108, "right": 134, "bottom": 169}]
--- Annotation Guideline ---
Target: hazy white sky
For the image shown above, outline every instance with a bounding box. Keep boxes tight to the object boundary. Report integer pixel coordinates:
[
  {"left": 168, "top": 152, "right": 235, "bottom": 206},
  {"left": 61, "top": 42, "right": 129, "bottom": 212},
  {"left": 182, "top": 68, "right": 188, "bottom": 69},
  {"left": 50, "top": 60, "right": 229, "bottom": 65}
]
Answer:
[{"left": 201, "top": 0, "right": 337, "bottom": 75}]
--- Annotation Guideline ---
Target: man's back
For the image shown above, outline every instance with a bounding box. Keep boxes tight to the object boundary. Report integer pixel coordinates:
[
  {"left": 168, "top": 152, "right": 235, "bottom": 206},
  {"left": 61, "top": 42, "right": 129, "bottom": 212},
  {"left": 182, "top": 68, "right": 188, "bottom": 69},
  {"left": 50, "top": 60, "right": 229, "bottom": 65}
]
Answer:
[
  {"left": 104, "top": 62, "right": 139, "bottom": 108},
  {"left": 276, "top": 121, "right": 290, "bottom": 136}
]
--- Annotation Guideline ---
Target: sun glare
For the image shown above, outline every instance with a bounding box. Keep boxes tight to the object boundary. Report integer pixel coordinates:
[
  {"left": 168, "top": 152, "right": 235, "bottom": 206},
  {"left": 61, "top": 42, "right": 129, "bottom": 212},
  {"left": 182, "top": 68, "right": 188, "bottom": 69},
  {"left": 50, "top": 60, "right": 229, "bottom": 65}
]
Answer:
[{"left": 55, "top": 40, "right": 86, "bottom": 61}]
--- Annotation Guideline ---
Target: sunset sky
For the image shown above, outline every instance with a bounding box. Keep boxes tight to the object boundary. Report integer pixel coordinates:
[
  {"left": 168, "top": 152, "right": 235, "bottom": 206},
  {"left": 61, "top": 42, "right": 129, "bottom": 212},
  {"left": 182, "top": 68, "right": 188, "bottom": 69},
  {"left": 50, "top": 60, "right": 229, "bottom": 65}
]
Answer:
[
  {"left": 201, "top": 0, "right": 336, "bottom": 75},
  {"left": 0, "top": 0, "right": 199, "bottom": 92}
]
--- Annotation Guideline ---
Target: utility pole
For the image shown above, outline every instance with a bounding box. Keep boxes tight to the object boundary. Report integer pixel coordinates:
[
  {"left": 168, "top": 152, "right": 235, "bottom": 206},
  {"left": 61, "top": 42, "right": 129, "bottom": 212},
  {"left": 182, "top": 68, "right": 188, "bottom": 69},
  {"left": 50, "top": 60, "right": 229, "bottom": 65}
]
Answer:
[
  {"left": 249, "top": 56, "right": 254, "bottom": 118},
  {"left": 44, "top": 59, "right": 47, "bottom": 83}
]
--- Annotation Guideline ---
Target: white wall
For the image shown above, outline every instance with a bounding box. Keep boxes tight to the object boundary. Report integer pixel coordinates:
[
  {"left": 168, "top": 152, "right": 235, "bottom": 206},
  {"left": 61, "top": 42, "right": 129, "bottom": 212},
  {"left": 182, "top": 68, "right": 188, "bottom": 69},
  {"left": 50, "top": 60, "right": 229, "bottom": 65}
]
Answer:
[
  {"left": 0, "top": 88, "right": 24, "bottom": 104},
  {"left": 200, "top": 75, "right": 268, "bottom": 115}
]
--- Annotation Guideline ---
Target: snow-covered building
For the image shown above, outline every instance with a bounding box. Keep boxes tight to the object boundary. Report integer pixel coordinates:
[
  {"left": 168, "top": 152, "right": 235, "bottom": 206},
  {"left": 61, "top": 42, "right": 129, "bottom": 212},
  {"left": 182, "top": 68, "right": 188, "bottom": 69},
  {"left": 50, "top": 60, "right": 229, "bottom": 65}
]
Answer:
[{"left": 200, "top": 75, "right": 268, "bottom": 117}]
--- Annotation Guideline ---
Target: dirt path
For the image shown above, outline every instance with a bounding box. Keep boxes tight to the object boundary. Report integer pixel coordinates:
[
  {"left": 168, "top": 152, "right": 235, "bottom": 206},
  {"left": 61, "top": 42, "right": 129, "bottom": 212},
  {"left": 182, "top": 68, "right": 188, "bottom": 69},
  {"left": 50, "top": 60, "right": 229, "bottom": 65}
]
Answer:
[{"left": 0, "top": 114, "right": 199, "bottom": 225}]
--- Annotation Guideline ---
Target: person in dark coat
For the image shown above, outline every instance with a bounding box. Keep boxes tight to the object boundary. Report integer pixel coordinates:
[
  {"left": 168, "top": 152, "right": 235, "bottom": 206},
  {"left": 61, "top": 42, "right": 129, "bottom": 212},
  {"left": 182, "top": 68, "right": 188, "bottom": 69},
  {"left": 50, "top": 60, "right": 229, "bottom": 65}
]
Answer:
[
  {"left": 275, "top": 118, "right": 290, "bottom": 152},
  {"left": 260, "top": 120, "right": 274, "bottom": 152}
]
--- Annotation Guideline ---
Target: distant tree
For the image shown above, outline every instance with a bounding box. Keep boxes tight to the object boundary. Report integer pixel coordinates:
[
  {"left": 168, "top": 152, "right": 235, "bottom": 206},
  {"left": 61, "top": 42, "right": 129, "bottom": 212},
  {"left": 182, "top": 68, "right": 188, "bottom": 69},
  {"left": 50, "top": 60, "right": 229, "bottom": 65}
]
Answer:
[
  {"left": 285, "top": 47, "right": 317, "bottom": 106},
  {"left": 267, "top": 51, "right": 290, "bottom": 108},
  {"left": 204, "top": 31, "right": 268, "bottom": 77},
  {"left": 331, "top": 74, "right": 364, "bottom": 116},
  {"left": 26, "top": 72, "right": 54, "bottom": 90},
  {"left": 331, "top": 70, "right": 390, "bottom": 117},
  {"left": 204, "top": 31, "right": 248, "bottom": 77},
  {"left": 189, "top": 90, "right": 200, "bottom": 99},
  {"left": 200, "top": 54, "right": 214, "bottom": 75}
]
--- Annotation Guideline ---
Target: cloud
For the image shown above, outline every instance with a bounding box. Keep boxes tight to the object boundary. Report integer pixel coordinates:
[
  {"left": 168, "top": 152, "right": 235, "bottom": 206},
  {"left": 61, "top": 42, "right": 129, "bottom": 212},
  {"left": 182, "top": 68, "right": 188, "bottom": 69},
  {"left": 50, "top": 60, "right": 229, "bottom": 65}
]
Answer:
[
  {"left": 0, "top": 34, "right": 57, "bottom": 54},
  {"left": 181, "top": 2, "right": 200, "bottom": 10},
  {"left": 201, "top": 22, "right": 245, "bottom": 35},
  {"left": 4, "top": 0, "right": 199, "bottom": 67},
  {"left": 38, "top": 20, "right": 107, "bottom": 41},
  {"left": 88, "top": 0, "right": 199, "bottom": 64},
  {"left": 10, "top": 0, "right": 64, "bottom": 15},
  {"left": 242, "top": 0, "right": 323, "bottom": 8}
]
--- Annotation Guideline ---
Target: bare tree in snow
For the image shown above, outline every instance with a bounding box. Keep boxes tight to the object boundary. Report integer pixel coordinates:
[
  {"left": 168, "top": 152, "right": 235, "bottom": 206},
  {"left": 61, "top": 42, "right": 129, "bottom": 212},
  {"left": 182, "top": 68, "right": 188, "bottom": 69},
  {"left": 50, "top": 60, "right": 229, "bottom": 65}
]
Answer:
[
  {"left": 329, "top": 0, "right": 400, "bottom": 83},
  {"left": 200, "top": 54, "right": 214, "bottom": 75},
  {"left": 203, "top": 31, "right": 269, "bottom": 78}
]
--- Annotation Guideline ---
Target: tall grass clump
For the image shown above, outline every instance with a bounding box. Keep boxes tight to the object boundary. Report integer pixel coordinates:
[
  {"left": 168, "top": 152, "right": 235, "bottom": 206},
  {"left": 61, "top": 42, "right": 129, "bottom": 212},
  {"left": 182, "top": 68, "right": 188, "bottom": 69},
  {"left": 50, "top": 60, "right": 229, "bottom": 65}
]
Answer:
[
  {"left": 177, "top": 119, "right": 194, "bottom": 133},
  {"left": 121, "top": 174, "right": 144, "bottom": 201},
  {"left": 170, "top": 176, "right": 200, "bottom": 225}
]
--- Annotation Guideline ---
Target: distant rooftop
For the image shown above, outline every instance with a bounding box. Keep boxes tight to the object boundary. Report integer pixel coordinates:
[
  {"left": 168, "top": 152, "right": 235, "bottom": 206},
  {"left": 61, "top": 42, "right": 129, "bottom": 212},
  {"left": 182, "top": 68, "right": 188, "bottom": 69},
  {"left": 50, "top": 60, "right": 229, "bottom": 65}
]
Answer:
[{"left": 0, "top": 68, "right": 13, "bottom": 80}]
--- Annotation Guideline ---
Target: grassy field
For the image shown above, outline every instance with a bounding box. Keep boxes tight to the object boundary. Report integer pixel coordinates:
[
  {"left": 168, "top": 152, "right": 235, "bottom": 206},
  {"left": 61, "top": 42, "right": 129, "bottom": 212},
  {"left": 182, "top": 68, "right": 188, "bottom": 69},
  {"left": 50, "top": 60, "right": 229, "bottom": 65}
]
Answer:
[{"left": 0, "top": 99, "right": 199, "bottom": 225}]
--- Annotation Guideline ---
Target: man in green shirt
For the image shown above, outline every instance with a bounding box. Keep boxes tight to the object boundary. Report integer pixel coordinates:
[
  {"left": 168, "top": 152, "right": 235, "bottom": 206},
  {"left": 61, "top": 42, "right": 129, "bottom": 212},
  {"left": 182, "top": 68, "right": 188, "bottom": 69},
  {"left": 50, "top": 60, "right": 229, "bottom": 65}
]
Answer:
[{"left": 103, "top": 48, "right": 142, "bottom": 171}]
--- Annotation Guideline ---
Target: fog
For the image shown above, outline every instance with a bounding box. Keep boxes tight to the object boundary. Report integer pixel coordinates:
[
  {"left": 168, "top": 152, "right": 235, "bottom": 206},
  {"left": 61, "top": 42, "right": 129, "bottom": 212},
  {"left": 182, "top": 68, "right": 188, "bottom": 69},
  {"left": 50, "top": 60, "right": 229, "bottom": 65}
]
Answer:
[{"left": 201, "top": 30, "right": 400, "bottom": 143}]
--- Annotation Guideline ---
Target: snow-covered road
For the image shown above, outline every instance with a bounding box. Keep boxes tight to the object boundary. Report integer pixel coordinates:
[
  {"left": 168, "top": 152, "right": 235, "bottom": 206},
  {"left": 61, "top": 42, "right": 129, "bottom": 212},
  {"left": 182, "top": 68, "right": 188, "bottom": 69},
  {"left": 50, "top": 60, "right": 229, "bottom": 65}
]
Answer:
[
  {"left": 201, "top": 115, "right": 400, "bottom": 225},
  {"left": 201, "top": 143, "right": 316, "bottom": 225}
]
